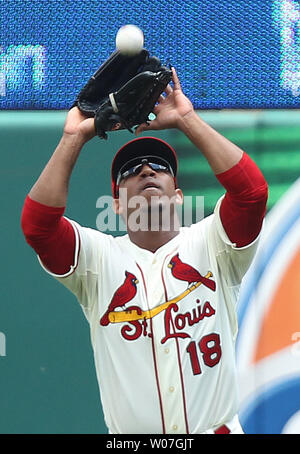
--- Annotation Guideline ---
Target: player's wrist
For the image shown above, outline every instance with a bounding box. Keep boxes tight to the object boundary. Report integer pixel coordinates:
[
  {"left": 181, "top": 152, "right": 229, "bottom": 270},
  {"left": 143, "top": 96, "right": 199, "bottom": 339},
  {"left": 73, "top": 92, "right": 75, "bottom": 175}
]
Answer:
[
  {"left": 60, "top": 131, "right": 88, "bottom": 152},
  {"left": 176, "top": 110, "right": 199, "bottom": 133},
  {"left": 62, "top": 129, "right": 90, "bottom": 146}
]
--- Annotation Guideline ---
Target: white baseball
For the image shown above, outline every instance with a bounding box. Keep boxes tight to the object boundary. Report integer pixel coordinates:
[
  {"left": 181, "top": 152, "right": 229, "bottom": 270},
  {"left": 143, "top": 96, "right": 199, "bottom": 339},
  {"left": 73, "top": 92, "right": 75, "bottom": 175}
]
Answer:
[{"left": 115, "top": 25, "right": 144, "bottom": 56}]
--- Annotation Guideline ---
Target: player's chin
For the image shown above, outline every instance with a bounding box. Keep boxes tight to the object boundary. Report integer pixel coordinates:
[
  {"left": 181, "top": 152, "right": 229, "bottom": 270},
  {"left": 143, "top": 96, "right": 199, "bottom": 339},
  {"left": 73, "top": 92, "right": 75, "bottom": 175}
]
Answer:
[
  {"left": 149, "top": 196, "right": 176, "bottom": 213},
  {"left": 134, "top": 194, "right": 164, "bottom": 212},
  {"left": 140, "top": 186, "right": 162, "bottom": 195}
]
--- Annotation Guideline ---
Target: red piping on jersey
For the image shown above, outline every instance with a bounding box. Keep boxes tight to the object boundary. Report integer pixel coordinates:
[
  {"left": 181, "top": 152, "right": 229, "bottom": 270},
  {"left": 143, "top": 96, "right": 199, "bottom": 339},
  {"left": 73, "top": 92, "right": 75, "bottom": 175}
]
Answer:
[
  {"left": 161, "top": 247, "right": 178, "bottom": 302},
  {"left": 161, "top": 251, "right": 190, "bottom": 434},
  {"left": 40, "top": 220, "right": 80, "bottom": 277},
  {"left": 67, "top": 222, "right": 81, "bottom": 277},
  {"left": 136, "top": 262, "right": 166, "bottom": 434}
]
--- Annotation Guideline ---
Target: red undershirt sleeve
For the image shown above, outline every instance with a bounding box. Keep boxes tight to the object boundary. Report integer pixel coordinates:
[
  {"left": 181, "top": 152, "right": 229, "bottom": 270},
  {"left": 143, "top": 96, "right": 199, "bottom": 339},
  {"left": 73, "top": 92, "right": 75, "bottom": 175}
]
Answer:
[
  {"left": 216, "top": 152, "right": 268, "bottom": 248},
  {"left": 21, "top": 195, "right": 76, "bottom": 275}
]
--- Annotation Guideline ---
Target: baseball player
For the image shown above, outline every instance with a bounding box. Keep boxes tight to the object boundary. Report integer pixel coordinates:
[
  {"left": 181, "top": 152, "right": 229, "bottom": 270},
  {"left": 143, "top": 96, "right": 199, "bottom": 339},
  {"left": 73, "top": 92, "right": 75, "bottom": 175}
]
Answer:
[{"left": 21, "top": 68, "right": 268, "bottom": 434}]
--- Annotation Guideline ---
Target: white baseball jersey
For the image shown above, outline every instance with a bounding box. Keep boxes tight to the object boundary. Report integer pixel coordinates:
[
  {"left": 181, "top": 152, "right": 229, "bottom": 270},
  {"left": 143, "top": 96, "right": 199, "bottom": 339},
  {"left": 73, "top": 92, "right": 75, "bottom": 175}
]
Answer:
[{"left": 38, "top": 196, "right": 260, "bottom": 434}]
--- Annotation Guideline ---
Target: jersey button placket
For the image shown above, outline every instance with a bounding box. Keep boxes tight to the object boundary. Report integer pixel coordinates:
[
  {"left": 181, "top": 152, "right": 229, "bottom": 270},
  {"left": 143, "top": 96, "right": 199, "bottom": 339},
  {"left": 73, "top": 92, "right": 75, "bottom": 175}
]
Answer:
[{"left": 150, "top": 256, "right": 186, "bottom": 434}]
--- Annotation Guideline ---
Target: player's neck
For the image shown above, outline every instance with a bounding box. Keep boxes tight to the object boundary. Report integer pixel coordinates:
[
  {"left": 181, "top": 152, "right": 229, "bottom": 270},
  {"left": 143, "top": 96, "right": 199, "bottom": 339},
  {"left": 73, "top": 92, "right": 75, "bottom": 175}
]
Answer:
[
  {"left": 127, "top": 229, "right": 180, "bottom": 253},
  {"left": 123, "top": 202, "right": 181, "bottom": 252}
]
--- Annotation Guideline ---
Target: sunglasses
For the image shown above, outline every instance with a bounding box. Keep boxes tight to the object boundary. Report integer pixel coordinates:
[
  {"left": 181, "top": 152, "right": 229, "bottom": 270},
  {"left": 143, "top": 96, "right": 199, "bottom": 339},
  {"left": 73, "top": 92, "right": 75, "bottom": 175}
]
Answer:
[{"left": 116, "top": 158, "right": 174, "bottom": 186}]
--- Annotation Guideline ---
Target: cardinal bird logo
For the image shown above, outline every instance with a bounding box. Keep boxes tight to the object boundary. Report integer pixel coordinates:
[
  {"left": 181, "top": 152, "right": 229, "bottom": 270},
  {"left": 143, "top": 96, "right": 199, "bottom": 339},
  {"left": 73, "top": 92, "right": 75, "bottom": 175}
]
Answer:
[
  {"left": 168, "top": 253, "right": 216, "bottom": 291},
  {"left": 100, "top": 271, "right": 139, "bottom": 326}
]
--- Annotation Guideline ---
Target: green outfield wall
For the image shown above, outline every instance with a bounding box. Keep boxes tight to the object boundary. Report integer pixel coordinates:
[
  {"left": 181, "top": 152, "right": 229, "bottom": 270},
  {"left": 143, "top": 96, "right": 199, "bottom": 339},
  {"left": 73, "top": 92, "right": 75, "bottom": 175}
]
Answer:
[{"left": 0, "top": 110, "right": 299, "bottom": 433}]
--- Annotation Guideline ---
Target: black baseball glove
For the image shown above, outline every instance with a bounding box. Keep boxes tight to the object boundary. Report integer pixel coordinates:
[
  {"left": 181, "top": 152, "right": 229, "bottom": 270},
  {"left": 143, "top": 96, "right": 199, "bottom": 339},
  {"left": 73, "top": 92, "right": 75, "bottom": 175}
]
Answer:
[{"left": 73, "top": 49, "right": 172, "bottom": 139}]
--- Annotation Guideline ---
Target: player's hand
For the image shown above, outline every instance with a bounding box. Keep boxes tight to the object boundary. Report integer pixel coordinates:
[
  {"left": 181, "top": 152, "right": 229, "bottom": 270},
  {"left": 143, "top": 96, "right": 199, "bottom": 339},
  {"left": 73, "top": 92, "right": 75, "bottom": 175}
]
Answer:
[
  {"left": 135, "top": 67, "right": 194, "bottom": 135},
  {"left": 63, "top": 106, "right": 96, "bottom": 142}
]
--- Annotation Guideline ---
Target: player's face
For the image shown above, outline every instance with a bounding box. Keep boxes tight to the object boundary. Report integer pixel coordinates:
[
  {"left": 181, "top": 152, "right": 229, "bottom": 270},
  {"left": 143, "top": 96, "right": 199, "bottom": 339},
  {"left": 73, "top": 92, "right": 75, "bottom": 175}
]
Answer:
[
  {"left": 116, "top": 158, "right": 174, "bottom": 187},
  {"left": 114, "top": 163, "right": 183, "bottom": 222},
  {"left": 119, "top": 163, "right": 178, "bottom": 197}
]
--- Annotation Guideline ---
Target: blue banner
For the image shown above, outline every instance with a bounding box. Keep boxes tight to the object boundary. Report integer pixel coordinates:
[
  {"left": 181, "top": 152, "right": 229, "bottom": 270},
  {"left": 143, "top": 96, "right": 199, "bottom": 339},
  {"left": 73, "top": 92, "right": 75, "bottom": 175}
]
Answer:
[{"left": 0, "top": 0, "right": 299, "bottom": 109}]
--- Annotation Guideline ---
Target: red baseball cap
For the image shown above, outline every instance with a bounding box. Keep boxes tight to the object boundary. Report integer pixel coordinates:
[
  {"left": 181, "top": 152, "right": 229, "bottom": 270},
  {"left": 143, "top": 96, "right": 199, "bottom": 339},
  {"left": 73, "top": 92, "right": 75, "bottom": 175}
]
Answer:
[{"left": 111, "top": 136, "right": 178, "bottom": 198}]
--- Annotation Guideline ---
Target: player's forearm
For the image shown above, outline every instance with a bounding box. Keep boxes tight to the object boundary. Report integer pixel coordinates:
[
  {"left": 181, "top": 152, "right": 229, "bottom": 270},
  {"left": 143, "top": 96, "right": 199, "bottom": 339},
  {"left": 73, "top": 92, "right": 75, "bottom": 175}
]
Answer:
[
  {"left": 177, "top": 111, "right": 243, "bottom": 174},
  {"left": 29, "top": 133, "right": 85, "bottom": 207}
]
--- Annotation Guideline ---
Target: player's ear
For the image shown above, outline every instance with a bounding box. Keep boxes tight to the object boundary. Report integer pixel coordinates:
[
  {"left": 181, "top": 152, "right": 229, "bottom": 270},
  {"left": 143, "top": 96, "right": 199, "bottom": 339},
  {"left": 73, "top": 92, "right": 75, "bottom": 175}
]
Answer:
[
  {"left": 112, "top": 198, "right": 122, "bottom": 215},
  {"left": 174, "top": 188, "right": 184, "bottom": 206},
  {"left": 113, "top": 187, "right": 128, "bottom": 216}
]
